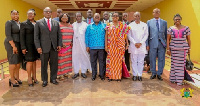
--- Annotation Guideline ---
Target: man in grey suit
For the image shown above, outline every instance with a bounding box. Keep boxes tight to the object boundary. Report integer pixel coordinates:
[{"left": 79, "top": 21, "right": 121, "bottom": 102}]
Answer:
[
  {"left": 34, "top": 7, "right": 62, "bottom": 87},
  {"left": 146, "top": 8, "right": 167, "bottom": 81}
]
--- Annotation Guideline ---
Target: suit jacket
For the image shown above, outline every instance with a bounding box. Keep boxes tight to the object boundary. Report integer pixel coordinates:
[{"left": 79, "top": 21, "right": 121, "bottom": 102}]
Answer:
[
  {"left": 5, "top": 20, "right": 20, "bottom": 42},
  {"left": 146, "top": 18, "right": 167, "bottom": 48},
  {"left": 20, "top": 19, "right": 35, "bottom": 50},
  {"left": 34, "top": 18, "right": 62, "bottom": 53}
]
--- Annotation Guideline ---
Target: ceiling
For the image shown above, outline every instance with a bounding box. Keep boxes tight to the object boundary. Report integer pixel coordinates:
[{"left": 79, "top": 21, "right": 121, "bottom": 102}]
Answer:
[{"left": 22, "top": 0, "right": 164, "bottom": 13}]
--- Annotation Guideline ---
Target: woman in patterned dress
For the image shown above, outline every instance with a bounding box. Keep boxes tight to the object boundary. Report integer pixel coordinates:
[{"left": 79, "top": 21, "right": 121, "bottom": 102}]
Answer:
[
  {"left": 167, "top": 14, "right": 194, "bottom": 85},
  {"left": 105, "top": 12, "right": 130, "bottom": 82},
  {"left": 57, "top": 13, "right": 73, "bottom": 80}
]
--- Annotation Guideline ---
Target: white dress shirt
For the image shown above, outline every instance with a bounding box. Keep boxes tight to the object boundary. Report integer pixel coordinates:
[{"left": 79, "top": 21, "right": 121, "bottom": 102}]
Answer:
[{"left": 128, "top": 21, "right": 148, "bottom": 54}]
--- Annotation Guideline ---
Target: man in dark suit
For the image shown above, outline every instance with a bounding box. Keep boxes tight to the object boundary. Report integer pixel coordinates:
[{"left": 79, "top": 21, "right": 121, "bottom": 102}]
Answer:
[
  {"left": 83, "top": 9, "right": 93, "bottom": 24},
  {"left": 122, "top": 13, "right": 130, "bottom": 72},
  {"left": 34, "top": 7, "right": 62, "bottom": 87},
  {"left": 101, "top": 11, "right": 111, "bottom": 24}
]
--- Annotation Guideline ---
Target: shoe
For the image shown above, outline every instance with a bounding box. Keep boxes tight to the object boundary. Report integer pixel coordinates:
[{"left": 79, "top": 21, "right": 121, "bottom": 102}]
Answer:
[
  {"left": 157, "top": 75, "right": 163, "bottom": 81},
  {"left": 28, "top": 83, "right": 34, "bottom": 87},
  {"left": 9, "top": 79, "right": 19, "bottom": 87},
  {"left": 81, "top": 73, "right": 87, "bottom": 78},
  {"left": 99, "top": 75, "right": 105, "bottom": 80},
  {"left": 72, "top": 73, "right": 79, "bottom": 79},
  {"left": 138, "top": 76, "right": 142, "bottom": 81},
  {"left": 42, "top": 81, "right": 48, "bottom": 87},
  {"left": 132, "top": 76, "right": 137, "bottom": 81},
  {"left": 91, "top": 76, "right": 96, "bottom": 81},
  {"left": 32, "top": 78, "right": 39, "bottom": 84},
  {"left": 150, "top": 75, "right": 156, "bottom": 79},
  {"left": 59, "top": 76, "right": 65, "bottom": 81},
  {"left": 108, "top": 79, "right": 112, "bottom": 82},
  {"left": 116, "top": 79, "right": 121, "bottom": 82},
  {"left": 50, "top": 80, "right": 59, "bottom": 85},
  {"left": 15, "top": 79, "right": 22, "bottom": 84}
]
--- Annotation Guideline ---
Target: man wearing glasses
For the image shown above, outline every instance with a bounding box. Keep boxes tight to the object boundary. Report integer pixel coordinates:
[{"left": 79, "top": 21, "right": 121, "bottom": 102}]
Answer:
[
  {"left": 146, "top": 8, "right": 167, "bottom": 81},
  {"left": 34, "top": 7, "right": 62, "bottom": 87}
]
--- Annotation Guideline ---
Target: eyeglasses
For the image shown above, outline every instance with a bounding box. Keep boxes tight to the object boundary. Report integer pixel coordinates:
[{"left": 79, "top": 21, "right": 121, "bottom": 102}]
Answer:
[
  {"left": 174, "top": 19, "right": 181, "bottom": 21},
  {"left": 44, "top": 11, "right": 52, "bottom": 13},
  {"left": 153, "top": 11, "right": 160, "bottom": 14},
  {"left": 112, "top": 15, "right": 119, "bottom": 17}
]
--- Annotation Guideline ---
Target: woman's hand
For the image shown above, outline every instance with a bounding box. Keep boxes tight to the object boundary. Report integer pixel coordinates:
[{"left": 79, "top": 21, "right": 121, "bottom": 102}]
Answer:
[
  {"left": 63, "top": 43, "right": 66, "bottom": 48},
  {"left": 22, "top": 49, "right": 27, "bottom": 54},
  {"left": 167, "top": 50, "right": 171, "bottom": 56},
  {"left": 105, "top": 46, "right": 108, "bottom": 52},
  {"left": 13, "top": 46, "right": 18, "bottom": 54}
]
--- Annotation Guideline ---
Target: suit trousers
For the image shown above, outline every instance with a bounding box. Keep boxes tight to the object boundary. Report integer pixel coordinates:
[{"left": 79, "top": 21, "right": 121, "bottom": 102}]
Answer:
[
  {"left": 149, "top": 41, "right": 166, "bottom": 76},
  {"left": 90, "top": 49, "right": 106, "bottom": 77},
  {"left": 125, "top": 49, "right": 130, "bottom": 71},
  {"left": 40, "top": 45, "right": 58, "bottom": 82}
]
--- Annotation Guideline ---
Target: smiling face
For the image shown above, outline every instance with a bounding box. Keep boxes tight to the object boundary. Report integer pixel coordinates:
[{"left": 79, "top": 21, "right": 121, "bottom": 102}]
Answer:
[
  {"left": 11, "top": 10, "right": 19, "bottom": 21},
  {"left": 112, "top": 12, "right": 119, "bottom": 22},
  {"left": 27, "top": 10, "right": 35, "bottom": 20},
  {"left": 43, "top": 7, "right": 52, "bottom": 19},
  {"left": 134, "top": 12, "right": 140, "bottom": 22},
  {"left": 61, "top": 14, "right": 69, "bottom": 23},
  {"left": 93, "top": 13, "right": 100, "bottom": 23},
  {"left": 174, "top": 16, "right": 182, "bottom": 25},
  {"left": 103, "top": 12, "right": 109, "bottom": 20}
]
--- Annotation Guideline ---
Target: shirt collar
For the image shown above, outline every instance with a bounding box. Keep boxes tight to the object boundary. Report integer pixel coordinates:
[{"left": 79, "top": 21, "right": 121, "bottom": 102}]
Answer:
[
  {"left": 92, "top": 21, "right": 102, "bottom": 25},
  {"left": 44, "top": 17, "right": 51, "bottom": 22},
  {"left": 154, "top": 18, "right": 160, "bottom": 21}
]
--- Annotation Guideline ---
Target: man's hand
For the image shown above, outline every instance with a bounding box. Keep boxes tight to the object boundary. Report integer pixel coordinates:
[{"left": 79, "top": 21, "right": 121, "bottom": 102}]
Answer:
[
  {"left": 22, "top": 49, "right": 27, "bottom": 55},
  {"left": 167, "top": 50, "right": 171, "bottom": 56},
  {"left": 86, "top": 47, "right": 90, "bottom": 53},
  {"left": 146, "top": 46, "right": 149, "bottom": 51},
  {"left": 57, "top": 46, "right": 61, "bottom": 51},
  {"left": 37, "top": 48, "right": 42, "bottom": 54},
  {"left": 135, "top": 43, "right": 142, "bottom": 48}
]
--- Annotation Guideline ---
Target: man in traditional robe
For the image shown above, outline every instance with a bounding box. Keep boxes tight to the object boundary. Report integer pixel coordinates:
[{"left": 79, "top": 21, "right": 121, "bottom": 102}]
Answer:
[{"left": 72, "top": 12, "right": 92, "bottom": 79}]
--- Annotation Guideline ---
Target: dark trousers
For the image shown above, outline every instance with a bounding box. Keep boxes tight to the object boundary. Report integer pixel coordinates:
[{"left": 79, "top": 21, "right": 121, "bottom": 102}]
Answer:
[
  {"left": 90, "top": 49, "right": 106, "bottom": 77},
  {"left": 40, "top": 47, "right": 58, "bottom": 82},
  {"left": 125, "top": 49, "right": 130, "bottom": 71}
]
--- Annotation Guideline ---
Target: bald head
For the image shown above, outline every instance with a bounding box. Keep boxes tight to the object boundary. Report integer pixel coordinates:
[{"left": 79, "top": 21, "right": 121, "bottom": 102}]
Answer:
[
  {"left": 134, "top": 11, "right": 141, "bottom": 23},
  {"left": 153, "top": 8, "right": 160, "bottom": 19},
  {"left": 43, "top": 7, "right": 52, "bottom": 19},
  {"left": 94, "top": 13, "right": 100, "bottom": 24}
]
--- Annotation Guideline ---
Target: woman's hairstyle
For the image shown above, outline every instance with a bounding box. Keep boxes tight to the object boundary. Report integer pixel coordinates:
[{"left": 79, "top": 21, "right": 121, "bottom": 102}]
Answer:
[
  {"left": 173, "top": 13, "right": 182, "bottom": 20},
  {"left": 59, "top": 13, "right": 70, "bottom": 23},
  {"left": 112, "top": 12, "right": 119, "bottom": 17},
  {"left": 27, "top": 8, "right": 36, "bottom": 15},
  {"left": 11, "top": 10, "right": 19, "bottom": 14}
]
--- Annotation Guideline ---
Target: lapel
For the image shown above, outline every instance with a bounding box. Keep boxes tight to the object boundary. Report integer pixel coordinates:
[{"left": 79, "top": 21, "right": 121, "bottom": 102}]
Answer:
[
  {"left": 159, "top": 19, "right": 163, "bottom": 32},
  {"left": 151, "top": 19, "right": 158, "bottom": 32},
  {"left": 51, "top": 19, "right": 54, "bottom": 32},
  {"left": 26, "top": 19, "right": 34, "bottom": 28},
  {"left": 42, "top": 18, "right": 50, "bottom": 31}
]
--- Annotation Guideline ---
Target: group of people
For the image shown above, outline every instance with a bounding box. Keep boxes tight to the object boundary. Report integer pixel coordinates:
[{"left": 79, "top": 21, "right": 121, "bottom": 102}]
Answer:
[{"left": 4, "top": 7, "right": 194, "bottom": 88}]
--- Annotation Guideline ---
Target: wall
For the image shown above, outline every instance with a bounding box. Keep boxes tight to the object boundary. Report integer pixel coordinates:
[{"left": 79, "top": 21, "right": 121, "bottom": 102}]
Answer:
[
  {"left": 0, "top": 0, "right": 43, "bottom": 60},
  {"left": 140, "top": 0, "right": 200, "bottom": 62}
]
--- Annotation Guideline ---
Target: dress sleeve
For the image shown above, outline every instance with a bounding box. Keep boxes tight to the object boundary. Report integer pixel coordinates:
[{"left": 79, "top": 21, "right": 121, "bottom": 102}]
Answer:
[
  {"left": 185, "top": 26, "right": 191, "bottom": 36},
  {"left": 167, "top": 27, "right": 172, "bottom": 35}
]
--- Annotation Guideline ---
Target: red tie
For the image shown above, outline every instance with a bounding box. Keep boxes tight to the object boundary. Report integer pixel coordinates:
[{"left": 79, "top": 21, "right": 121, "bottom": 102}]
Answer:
[
  {"left": 88, "top": 19, "right": 91, "bottom": 24},
  {"left": 47, "top": 19, "right": 51, "bottom": 31}
]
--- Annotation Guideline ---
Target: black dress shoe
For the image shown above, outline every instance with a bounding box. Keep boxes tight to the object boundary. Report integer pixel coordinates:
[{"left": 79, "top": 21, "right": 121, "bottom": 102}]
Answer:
[
  {"left": 42, "top": 81, "right": 48, "bottom": 87},
  {"left": 81, "top": 73, "right": 87, "bottom": 78},
  {"left": 157, "top": 75, "right": 163, "bottom": 81},
  {"left": 72, "top": 73, "right": 79, "bottom": 79},
  {"left": 91, "top": 76, "right": 96, "bottom": 81},
  {"left": 99, "top": 75, "right": 105, "bottom": 80},
  {"left": 132, "top": 76, "right": 137, "bottom": 81},
  {"left": 150, "top": 75, "right": 156, "bottom": 79},
  {"left": 138, "top": 76, "right": 142, "bottom": 81},
  {"left": 50, "top": 80, "right": 59, "bottom": 85}
]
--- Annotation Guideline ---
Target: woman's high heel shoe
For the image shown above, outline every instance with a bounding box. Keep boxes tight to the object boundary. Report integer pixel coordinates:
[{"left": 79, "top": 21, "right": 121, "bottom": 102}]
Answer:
[
  {"left": 32, "top": 77, "right": 39, "bottom": 84},
  {"left": 15, "top": 79, "right": 22, "bottom": 84},
  {"left": 9, "top": 79, "right": 19, "bottom": 87}
]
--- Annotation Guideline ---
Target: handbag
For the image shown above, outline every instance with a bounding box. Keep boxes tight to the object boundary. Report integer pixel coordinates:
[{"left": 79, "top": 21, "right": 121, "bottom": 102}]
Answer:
[{"left": 186, "top": 54, "right": 194, "bottom": 71}]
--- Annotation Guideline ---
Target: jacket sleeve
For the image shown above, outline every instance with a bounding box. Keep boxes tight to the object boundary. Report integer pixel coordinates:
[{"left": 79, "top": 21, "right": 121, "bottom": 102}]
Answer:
[
  {"left": 128, "top": 29, "right": 136, "bottom": 44},
  {"left": 20, "top": 22, "right": 26, "bottom": 50},
  {"left": 34, "top": 21, "right": 41, "bottom": 49},
  {"left": 164, "top": 21, "right": 167, "bottom": 40},
  {"left": 85, "top": 25, "right": 90, "bottom": 47},
  {"left": 145, "top": 20, "right": 150, "bottom": 47},
  {"left": 5, "top": 21, "right": 13, "bottom": 41}
]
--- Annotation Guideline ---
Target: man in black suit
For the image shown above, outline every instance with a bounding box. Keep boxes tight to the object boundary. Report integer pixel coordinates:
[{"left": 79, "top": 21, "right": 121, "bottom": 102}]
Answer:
[
  {"left": 101, "top": 11, "right": 111, "bottom": 24},
  {"left": 122, "top": 13, "right": 130, "bottom": 72},
  {"left": 34, "top": 7, "right": 62, "bottom": 87}
]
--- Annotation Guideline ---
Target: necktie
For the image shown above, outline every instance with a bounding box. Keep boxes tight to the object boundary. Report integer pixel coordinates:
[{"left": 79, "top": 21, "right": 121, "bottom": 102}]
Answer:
[
  {"left": 88, "top": 19, "right": 91, "bottom": 24},
  {"left": 47, "top": 19, "right": 51, "bottom": 31},
  {"left": 156, "top": 20, "right": 159, "bottom": 31}
]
